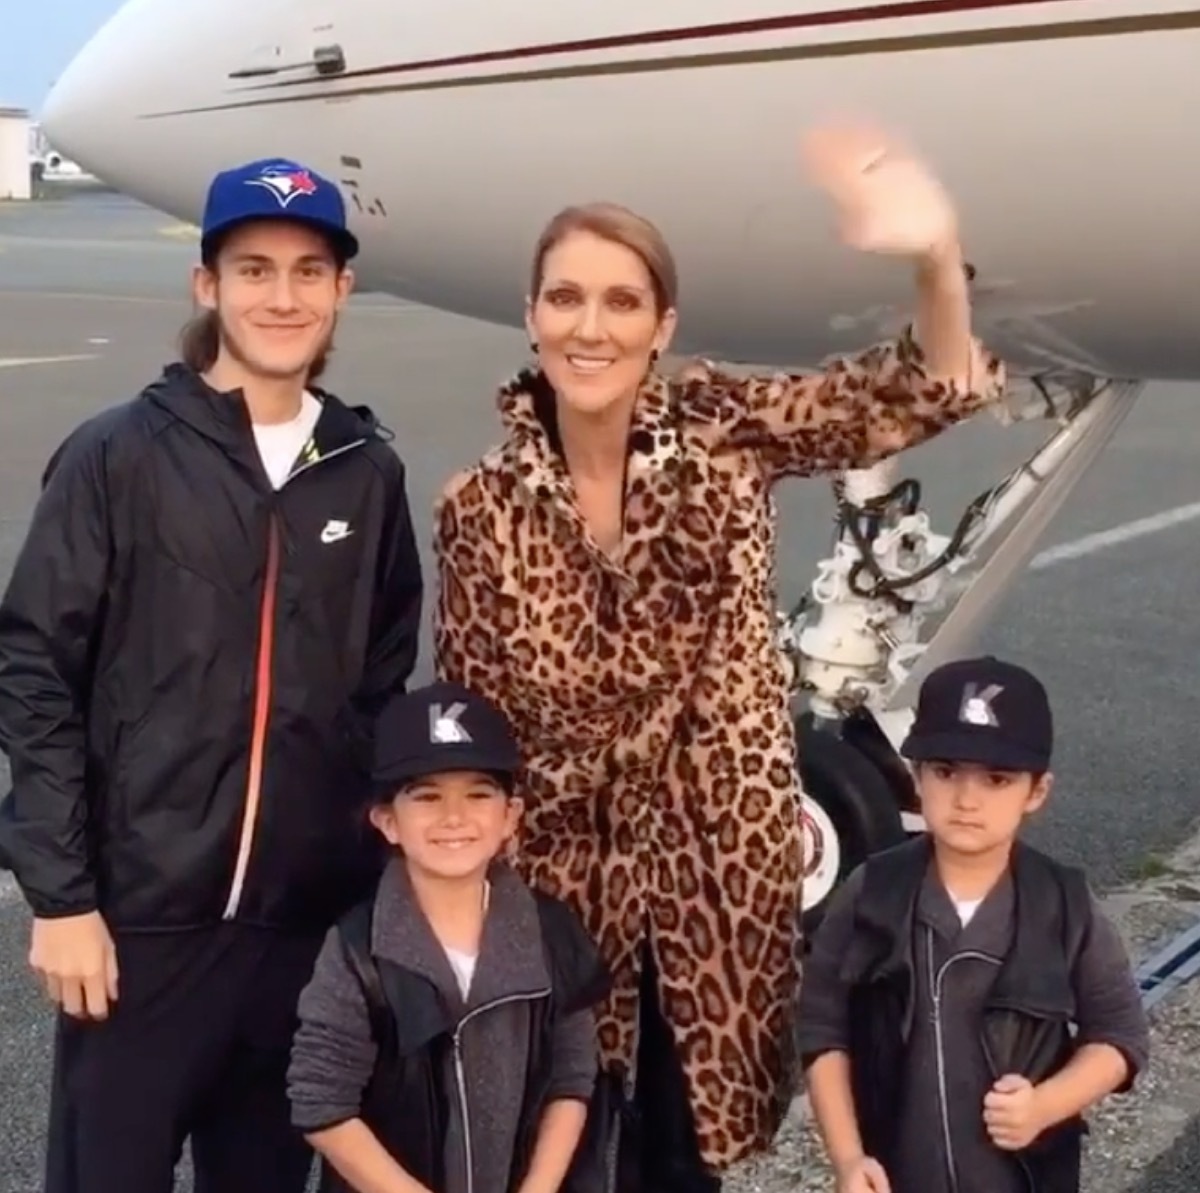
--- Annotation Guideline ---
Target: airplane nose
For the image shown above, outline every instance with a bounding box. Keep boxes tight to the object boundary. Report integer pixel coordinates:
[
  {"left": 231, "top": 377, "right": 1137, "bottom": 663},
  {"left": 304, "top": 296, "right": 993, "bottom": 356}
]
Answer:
[
  {"left": 37, "top": 0, "right": 361, "bottom": 243},
  {"left": 40, "top": 0, "right": 160, "bottom": 184},
  {"left": 37, "top": 0, "right": 253, "bottom": 224}
]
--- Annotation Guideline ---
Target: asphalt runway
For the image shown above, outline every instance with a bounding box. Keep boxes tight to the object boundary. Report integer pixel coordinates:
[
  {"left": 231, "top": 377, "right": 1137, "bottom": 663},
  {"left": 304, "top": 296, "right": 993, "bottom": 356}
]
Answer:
[{"left": 2, "top": 193, "right": 1200, "bottom": 1189}]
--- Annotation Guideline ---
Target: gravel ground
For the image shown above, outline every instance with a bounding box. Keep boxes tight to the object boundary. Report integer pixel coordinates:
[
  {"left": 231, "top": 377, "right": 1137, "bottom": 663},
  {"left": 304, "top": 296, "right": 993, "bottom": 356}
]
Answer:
[{"left": 724, "top": 1102, "right": 835, "bottom": 1193}]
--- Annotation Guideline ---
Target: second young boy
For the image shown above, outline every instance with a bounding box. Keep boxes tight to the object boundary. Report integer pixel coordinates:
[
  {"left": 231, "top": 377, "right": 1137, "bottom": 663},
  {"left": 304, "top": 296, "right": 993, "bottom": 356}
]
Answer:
[
  {"left": 798, "top": 655, "right": 1150, "bottom": 1193},
  {"left": 288, "top": 681, "right": 611, "bottom": 1193}
]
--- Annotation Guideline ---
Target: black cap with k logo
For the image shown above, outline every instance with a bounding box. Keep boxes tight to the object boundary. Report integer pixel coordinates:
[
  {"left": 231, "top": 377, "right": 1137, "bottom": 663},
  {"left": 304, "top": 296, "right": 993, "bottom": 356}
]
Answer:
[
  {"left": 371, "top": 681, "right": 521, "bottom": 795},
  {"left": 899, "top": 655, "right": 1053, "bottom": 772}
]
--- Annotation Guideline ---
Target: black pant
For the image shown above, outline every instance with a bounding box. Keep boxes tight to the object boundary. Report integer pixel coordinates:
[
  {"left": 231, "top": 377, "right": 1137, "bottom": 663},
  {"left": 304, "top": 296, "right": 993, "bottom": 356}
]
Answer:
[
  {"left": 610, "top": 947, "right": 722, "bottom": 1193},
  {"left": 43, "top": 922, "right": 324, "bottom": 1193}
]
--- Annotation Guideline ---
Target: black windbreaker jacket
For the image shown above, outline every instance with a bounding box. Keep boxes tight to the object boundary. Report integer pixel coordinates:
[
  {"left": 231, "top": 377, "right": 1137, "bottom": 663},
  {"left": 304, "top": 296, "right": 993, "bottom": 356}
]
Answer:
[{"left": 0, "top": 363, "right": 423, "bottom": 933}]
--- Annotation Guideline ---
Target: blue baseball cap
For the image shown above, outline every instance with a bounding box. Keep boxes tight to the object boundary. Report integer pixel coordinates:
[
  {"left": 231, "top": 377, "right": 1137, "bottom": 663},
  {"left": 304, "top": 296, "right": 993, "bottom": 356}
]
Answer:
[{"left": 200, "top": 157, "right": 359, "bottom": 262}]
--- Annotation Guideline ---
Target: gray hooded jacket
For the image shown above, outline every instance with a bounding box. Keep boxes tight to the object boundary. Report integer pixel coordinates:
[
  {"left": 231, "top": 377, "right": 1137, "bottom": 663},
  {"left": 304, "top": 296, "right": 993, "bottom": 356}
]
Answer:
[{"left": 288, "top": 858, "right": 600, "bottom": 1193}]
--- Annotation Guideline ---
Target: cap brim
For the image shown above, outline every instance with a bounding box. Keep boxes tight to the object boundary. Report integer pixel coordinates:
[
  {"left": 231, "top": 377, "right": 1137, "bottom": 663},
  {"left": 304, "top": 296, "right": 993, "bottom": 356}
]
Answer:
[
  {"left": 371, "top": 745, "right": 520, "bottom": 799},
  {"left": 900, "top": 730, "right": 1049, "bottom": 772},
  {"left": 201, "top": 215, "right": 359, "bottom": 261}
]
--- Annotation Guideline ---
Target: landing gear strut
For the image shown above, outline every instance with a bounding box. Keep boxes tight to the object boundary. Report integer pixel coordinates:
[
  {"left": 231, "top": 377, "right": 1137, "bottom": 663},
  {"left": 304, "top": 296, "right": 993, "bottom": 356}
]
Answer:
[{"left": 775, "top": 371, "right": 1145, "bottom": 931}]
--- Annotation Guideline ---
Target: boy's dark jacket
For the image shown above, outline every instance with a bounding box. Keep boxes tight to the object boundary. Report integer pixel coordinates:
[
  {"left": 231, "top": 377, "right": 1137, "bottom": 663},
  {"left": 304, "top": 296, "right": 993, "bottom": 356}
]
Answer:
[
  {"left": 0, "top": 365, "right": 422, "bottom": 932},
  {"left": 294, "top": 860, "right": 613, "bottom": 1193},
  {"left": 816, "top": 837, "right": 1102, "bottom": 1193}
]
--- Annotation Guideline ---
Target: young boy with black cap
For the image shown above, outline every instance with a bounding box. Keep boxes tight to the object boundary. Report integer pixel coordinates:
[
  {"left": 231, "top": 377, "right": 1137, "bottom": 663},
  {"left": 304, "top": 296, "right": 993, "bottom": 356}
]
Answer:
[
  {"left": 287, "top": 680, "right": 610, "bottom": 1193},
  {"left": 797, "top": 655, "right": 1150, "bottom": 1193}
]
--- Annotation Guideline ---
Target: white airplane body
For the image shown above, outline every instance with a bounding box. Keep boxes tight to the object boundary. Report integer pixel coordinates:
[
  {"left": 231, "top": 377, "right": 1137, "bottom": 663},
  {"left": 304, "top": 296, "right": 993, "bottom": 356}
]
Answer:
[
  {"left": 40, "top": 0, "right": 1200, "bottom": 381},
  {"left": 37, "top": 0, "right": 1200, "bottom": 920}
]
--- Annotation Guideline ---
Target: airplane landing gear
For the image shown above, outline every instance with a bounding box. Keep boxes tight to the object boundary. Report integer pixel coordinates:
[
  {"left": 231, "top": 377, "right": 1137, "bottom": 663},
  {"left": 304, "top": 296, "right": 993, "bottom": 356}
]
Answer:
[
  {"left": 796, "top": 712, "right": 908, "bottom": 935},
  {"left": 772, "top": 369, "right": 1146, "bottom": 933}
]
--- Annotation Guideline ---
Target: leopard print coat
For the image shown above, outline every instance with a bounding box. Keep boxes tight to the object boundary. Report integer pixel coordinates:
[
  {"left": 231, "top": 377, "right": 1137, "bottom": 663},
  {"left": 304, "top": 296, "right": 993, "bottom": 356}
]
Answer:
[{"left": 433, "top": 328, "right": 1005, "bottom": 1170}]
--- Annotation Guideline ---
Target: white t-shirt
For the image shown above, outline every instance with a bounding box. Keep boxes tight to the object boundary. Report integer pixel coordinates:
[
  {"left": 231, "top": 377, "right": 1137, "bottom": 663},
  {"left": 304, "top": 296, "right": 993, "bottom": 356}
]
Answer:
[
  {"left": 251, "top": 391, "right": 322, "bottom": 489},
  {"left": 953, "top": 896, "right": 983, "bottom": 927},
  {"left": 444, "top": 946, "right": 478, "bottom": 999},
  {"left": 440, "top": 881, "right": 489, "bottom": 999}
]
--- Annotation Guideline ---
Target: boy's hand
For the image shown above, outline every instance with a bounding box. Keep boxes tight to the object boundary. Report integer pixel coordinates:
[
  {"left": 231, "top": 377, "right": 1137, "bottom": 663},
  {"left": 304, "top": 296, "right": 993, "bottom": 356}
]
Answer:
[
  {"left": 983, "top": 1074, "right": 1046, "bottom": 1150},
  {"left": 29, "top": 911, "right": 119, "bottom": 1020},
  {"left": 835, "top": 1155, "right": 891, "bottom": 1192}
]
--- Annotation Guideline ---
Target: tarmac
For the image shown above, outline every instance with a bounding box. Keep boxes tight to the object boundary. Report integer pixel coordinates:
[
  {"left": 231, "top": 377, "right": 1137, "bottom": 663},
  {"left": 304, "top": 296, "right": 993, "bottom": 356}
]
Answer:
[{"left": 1, "top": 192, "right": 1200, "bottom": 1189}]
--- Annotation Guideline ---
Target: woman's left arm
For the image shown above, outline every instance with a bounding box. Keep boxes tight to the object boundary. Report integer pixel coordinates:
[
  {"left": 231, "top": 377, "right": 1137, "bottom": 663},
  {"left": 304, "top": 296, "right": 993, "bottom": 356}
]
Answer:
[
  {"left": 699, "top": 124, "right": 1006, "bottom": 481},
  {"left": 913, "top": 236, "right": 976, "bottom": 388},
  {"left": 702, "top": 273, "right": 1004, "bottom": 482}
]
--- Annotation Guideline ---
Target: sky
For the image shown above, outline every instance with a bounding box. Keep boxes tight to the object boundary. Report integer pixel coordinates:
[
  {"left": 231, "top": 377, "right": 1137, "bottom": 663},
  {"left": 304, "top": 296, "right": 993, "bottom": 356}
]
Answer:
[{"left": 2, "top": 0, "right": 119, "bottom": 113}]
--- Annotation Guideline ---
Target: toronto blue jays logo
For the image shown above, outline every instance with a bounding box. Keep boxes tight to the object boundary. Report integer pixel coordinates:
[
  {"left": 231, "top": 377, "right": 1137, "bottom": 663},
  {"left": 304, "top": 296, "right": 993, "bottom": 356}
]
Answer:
[{"left": 245, "top": 165, "right": 319, "bottom": 208}]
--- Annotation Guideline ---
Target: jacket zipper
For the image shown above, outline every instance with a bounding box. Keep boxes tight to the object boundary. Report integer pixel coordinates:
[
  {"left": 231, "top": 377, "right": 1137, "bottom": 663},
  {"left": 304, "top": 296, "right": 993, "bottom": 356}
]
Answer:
[
  {"left": 220, "top": 436, "right": 367, "bottom": 921},
  {"left": 451, "top": 988, "right": 551, "bottom": 1193},
  {"left": 979, "top": 1032, "right": 1037, "bottom": 1192},
  {"left": 927, "top": 929, "right": 1003, "bottom": 1193}
]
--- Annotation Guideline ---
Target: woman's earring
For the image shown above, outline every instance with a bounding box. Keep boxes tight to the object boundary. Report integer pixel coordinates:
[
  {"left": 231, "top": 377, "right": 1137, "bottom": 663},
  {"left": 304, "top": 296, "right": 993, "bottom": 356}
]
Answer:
[
  {"left": 650, "top": 348, "right": 659, "bottom": 364},
  {"left": 529, "top": 340, "right": 539, "bottom": 354}
]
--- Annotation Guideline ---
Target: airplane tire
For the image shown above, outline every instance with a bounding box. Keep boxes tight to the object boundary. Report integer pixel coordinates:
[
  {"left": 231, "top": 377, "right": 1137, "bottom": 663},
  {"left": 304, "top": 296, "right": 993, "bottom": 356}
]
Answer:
[{"left": 795, "top": 715, "right": 908, "bottom": 941}]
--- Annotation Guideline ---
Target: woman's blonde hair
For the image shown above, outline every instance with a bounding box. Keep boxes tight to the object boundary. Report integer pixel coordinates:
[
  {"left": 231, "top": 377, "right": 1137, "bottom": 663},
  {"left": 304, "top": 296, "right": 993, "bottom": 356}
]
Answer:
[{"left": 529, "top": 202, "right": 678, "bottom": 314}]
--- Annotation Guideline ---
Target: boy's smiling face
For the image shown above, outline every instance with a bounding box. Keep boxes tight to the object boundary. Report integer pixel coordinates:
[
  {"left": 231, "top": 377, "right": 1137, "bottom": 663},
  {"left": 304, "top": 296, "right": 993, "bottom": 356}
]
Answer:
[
  {"left": 369, "top": 769, "right": 521, "bottom": 881},
  {"left": 916, "top": 759, "right": 1052, "bottom": 858}
]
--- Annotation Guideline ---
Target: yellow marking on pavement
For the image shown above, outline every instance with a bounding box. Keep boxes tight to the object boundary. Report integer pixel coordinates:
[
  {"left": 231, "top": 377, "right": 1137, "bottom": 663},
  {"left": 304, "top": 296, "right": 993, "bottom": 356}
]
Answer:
[
  {"left": 0, "top": 354, "right": 100, "bottom": 368},
  {"left": 158, "top": 223, "right": 200, "bottom": 240}
]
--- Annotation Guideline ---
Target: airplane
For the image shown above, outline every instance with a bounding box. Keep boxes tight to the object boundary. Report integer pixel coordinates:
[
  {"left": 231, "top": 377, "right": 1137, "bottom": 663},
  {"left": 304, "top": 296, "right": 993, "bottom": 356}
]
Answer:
[{"left": 36, "top": 0, "right": 1200, "bottom": 930}]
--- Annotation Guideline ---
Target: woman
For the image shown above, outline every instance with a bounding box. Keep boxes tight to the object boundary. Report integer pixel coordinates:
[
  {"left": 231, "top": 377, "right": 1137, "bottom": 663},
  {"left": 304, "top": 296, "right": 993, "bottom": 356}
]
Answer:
[{"left": 432, "top": 126, "right": 1005, "bottom": 1191}]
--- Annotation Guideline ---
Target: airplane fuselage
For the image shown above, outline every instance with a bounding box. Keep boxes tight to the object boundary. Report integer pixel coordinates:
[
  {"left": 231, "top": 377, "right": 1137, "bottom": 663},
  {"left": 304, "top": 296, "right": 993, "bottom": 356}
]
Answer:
[{"left": 41, "top": 1, "right": 1200, "bottom": 382}]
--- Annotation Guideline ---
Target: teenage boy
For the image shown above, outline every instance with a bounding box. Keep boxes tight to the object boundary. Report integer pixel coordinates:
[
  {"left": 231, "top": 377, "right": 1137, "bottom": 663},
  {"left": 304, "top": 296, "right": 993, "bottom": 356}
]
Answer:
[
  {"left": 798, "top": 655, "right": 1151, "bottom": 1193},
  {"left": 288, "top": 680, "right": 611, "bottom": 1193},
  {"left": 0, "top": 157, "right": 423, "bottom": 1193}
]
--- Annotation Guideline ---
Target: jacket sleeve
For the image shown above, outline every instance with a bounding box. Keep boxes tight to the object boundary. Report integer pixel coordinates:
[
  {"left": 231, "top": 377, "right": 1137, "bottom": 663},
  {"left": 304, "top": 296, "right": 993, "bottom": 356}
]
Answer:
[
  {"left": 693, "top": 327, "right": 1005, "bottom": 483},
  {"left": 432, "top": 468, "right": 511, "bottom": 705},
  {"left": 547, "top": 1008, "right": 599, "bottom": 1102},
  {"left": 795, "top": 864, "right": 867, "bottom": 1068},
  {"left": 288, "top": 923, "right": 380, "bottom": 1132},
  {"left": 357, "top": 453, "right": 423, "bottom": 719},
  {"left": 1071, "top": 891, "right": 1151, "bottom": 1093},
  {"left": 539, "top": 894, "right": 608, "bottom": 1101},
  {"left": 0, "top": 425, "right": 114, "bottom": 918}
]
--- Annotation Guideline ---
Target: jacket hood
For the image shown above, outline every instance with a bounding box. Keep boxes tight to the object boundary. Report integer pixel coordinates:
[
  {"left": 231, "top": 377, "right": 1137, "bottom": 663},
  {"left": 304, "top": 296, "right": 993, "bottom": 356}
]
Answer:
[{"left": 143, "top": 362, "right": 390, "bottom": 454}]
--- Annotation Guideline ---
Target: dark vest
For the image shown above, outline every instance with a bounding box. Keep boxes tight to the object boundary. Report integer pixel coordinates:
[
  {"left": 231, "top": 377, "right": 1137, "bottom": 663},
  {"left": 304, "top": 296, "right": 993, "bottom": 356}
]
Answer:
[
  {"left": 321, "top": 891, "right": 612, "bottom": 1193},
  {"left": 840, "top": 837, "right": 1093, "bottom": 1193}
]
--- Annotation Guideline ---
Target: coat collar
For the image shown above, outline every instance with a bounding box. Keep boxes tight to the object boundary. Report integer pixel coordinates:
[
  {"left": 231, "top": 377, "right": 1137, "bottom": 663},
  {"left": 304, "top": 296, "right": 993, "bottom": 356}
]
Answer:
[
  {"left": 495, "top": 367, "right": 687, "bottom": 576},
  {"left": 149, "top": 362, "right": 383, "bottom": 452},
  {"left": 848, "top": 836, "right": 1078, "bottom": 1022},
  {"left": 372, "top": 857, "right": 551, "bottom": 1017}
]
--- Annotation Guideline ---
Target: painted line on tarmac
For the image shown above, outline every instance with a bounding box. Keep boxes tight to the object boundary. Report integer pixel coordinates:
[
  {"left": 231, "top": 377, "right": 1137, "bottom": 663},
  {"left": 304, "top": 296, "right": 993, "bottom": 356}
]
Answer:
[
  {"left": 0, "top": 354, "right": 100, "bottom": 369},
  {"left": 1030, "top": 500, "right": 1200, "bottom": 570},
  {"left": 157, "top": 223, "right": 200, "bottom": 240},
  {"left": 2, "top": 502, "right": 1200, "bottom": 910}
]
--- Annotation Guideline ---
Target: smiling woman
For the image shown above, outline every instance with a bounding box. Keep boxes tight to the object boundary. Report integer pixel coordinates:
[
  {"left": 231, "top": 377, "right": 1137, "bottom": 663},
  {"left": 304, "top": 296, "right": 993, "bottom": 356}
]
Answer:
[
  {"left": 519, "top": 204, "right": 678, "bottom": 557},
  {"left": 432, "top": 127, "right": 1005, "bottom": 1190}
]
